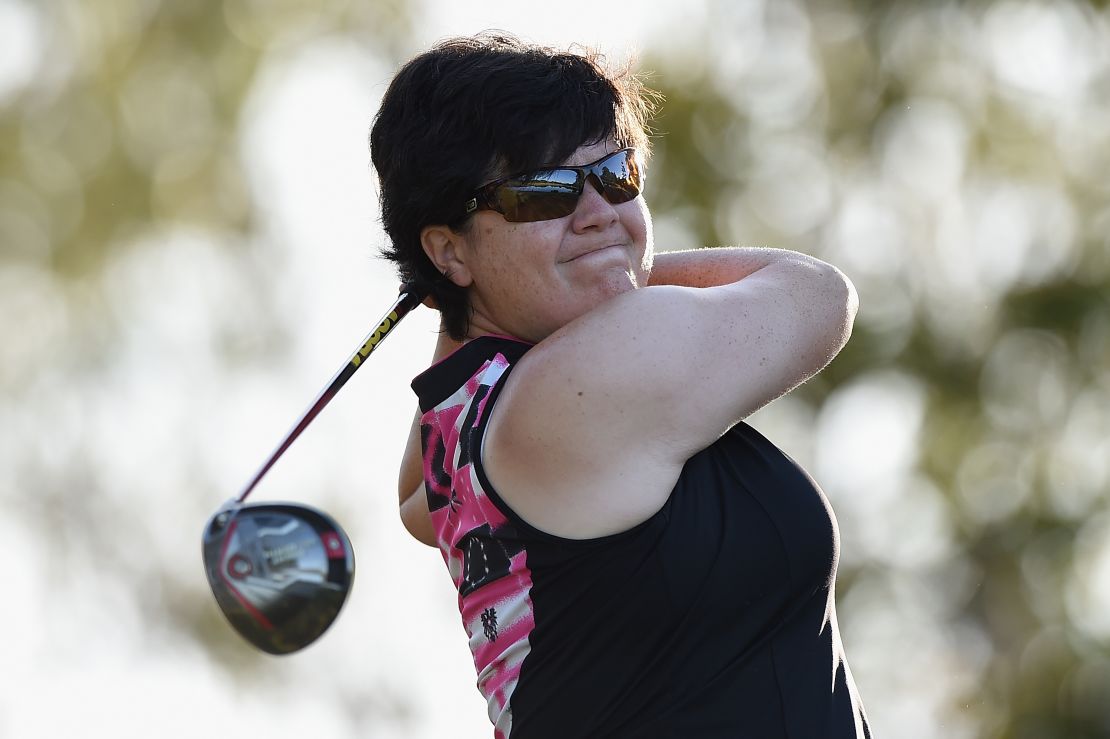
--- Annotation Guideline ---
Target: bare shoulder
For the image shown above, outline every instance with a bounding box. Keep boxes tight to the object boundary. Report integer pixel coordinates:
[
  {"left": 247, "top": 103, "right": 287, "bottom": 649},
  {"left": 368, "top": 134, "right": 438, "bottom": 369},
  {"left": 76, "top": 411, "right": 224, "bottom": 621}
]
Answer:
[{"left": 482, "top": 257, "right": 856, "bottom": 539}]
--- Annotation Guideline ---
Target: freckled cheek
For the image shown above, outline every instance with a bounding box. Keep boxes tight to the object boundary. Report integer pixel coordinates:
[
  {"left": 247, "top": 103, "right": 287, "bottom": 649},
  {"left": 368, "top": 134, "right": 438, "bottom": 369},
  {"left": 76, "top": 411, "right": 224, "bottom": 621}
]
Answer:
[
  {"left": 620, "top": 198, "right": 650, "bottom": 239},
  {"left": 490, "top": 257, "right": 548, "bottom": 302},
  {"left": 623, "top": 202, "right": 652, "bottom": 262}
]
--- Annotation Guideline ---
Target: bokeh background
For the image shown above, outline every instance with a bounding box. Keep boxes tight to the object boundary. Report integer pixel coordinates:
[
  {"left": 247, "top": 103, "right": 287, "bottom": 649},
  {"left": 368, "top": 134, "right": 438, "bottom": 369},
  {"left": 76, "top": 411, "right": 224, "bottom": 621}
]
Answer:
[{"left": 2, "top": 0, "right": 1108, "bottom": 737}]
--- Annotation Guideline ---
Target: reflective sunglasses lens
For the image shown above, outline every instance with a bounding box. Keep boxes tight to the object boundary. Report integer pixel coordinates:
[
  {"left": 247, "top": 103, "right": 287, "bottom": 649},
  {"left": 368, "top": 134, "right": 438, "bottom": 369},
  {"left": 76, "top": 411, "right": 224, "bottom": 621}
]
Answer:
[
  {"left": 496, "top": 170, "right": 581, "bottom": 222},
  {"left": 202, "top": 501, "right": 355, "bottom": 655},
  {"left": 499, "top": 188, "right": 580, "bottom": 222},
  {"left": 597, "top": 150, "right": 641, "bottom": 204}
]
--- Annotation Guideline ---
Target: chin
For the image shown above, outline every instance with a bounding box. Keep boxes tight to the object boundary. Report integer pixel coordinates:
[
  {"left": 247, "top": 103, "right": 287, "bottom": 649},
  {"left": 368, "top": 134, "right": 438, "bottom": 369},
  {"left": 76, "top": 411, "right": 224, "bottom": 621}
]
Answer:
[
  {"left": 566, "top": 274, "right": 635, "bottom": 322},
  {"left": 599, "top": 267, "right": 643, "bottom": 295}
]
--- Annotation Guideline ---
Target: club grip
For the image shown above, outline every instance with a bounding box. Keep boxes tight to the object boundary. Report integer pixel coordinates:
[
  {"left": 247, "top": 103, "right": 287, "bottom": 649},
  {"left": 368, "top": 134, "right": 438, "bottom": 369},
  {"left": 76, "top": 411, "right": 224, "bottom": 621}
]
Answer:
[{"left": 349, "top": 290, "right": 421, "bottom": 367}]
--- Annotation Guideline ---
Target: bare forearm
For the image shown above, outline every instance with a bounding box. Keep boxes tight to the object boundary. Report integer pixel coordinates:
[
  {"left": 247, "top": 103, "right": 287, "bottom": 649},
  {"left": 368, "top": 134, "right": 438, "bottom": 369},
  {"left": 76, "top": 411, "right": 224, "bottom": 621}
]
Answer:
[
  {"left": 647, "top": 246, "right": 831, "bottom": 289},
  {"left": 398, "top": 407, "right": 426, "bottom": 506},
  {"left": 648, "top": 246, "right": 858, "bottom": 359}
]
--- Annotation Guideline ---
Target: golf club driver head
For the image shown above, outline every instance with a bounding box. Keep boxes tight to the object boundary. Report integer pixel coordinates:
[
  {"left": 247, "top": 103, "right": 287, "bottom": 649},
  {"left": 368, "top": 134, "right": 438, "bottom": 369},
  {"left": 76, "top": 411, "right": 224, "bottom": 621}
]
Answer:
[{"left": 202, "top": 500, "right": 354, "bottom": 655}]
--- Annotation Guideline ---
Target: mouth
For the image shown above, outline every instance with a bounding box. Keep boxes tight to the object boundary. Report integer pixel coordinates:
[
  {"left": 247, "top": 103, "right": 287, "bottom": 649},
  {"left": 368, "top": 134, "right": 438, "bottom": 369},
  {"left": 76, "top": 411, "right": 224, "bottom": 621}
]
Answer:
[{"left": 562, "top": 244, "right": 623, "bottom": 263}]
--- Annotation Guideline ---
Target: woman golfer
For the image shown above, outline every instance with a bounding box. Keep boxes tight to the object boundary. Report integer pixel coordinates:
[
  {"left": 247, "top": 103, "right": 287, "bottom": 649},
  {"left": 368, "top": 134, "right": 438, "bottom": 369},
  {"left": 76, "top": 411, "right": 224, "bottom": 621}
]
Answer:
[{"left": 373, "top": 33, "right": 871, "bottom": 738}]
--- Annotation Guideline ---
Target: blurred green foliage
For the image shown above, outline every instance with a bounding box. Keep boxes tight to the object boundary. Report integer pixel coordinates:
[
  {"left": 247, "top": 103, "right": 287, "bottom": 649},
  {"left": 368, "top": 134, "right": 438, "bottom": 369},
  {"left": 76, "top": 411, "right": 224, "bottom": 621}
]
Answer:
[{"left": 0, "top": 0, "right": 419, "bottom": 697}]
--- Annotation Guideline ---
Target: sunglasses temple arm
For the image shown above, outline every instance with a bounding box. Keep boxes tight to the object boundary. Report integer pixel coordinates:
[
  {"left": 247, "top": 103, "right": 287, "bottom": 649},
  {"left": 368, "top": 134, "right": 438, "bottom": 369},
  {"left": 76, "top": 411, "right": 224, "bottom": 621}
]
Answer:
[{"left": 235, "top": 289, "right": 424, "bottom": 504}]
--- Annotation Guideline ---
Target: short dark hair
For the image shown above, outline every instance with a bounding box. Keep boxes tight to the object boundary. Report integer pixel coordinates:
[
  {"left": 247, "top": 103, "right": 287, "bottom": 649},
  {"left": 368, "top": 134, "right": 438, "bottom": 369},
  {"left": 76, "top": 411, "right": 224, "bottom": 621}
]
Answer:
[{"left": 369, "top": 32, "right": 659, "bottom": 340}]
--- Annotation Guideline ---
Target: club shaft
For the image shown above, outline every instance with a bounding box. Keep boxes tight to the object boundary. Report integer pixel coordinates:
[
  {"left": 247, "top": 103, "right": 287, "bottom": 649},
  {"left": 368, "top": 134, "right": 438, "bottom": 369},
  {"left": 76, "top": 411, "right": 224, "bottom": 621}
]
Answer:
[{"left": 236, "top": 291, "right": 422, "bottom": 503}]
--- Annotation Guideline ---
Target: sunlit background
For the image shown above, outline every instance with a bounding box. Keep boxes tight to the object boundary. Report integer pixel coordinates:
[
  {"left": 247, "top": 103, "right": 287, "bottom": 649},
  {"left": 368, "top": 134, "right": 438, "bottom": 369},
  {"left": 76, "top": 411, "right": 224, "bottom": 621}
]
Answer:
[{"left": 2, "top": 0, "right": 1109, "bottom": 737}]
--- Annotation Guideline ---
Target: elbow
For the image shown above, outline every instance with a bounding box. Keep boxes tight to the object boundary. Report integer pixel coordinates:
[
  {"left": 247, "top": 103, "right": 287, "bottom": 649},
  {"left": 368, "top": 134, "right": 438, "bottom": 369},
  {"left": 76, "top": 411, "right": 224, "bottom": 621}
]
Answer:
[
  {"left": 831, "top": 264, "right": 859, "bottom": 341},
  {"left": 803, "top": 260, "right": 858, "bottom": 363},
  {"left": 828, "top": 267, "right": 858, "bottom": 358},
  {"left": 400, "top": 487, "right": 438, "bottom": 548}
]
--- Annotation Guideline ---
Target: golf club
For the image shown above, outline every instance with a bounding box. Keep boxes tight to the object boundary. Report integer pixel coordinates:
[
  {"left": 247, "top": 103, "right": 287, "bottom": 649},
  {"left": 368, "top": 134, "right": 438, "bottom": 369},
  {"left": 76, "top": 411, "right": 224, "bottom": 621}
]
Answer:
[{"left": 202, "top": 287, "right": 423, "bottom": 654}]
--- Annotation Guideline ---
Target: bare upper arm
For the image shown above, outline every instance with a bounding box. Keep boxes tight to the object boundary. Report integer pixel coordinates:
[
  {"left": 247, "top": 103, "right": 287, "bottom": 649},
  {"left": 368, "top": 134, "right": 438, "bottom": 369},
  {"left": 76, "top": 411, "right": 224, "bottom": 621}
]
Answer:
[{"left": 482, "top": 258, "right": 856, "bottom": 537}]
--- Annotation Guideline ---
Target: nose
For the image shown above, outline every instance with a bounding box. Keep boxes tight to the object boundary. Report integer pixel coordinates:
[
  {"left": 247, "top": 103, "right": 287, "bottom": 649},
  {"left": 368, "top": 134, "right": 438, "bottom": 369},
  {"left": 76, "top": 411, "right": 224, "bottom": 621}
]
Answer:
[{"left": 571, "top": 176, "right": 618, "bottom": 231}]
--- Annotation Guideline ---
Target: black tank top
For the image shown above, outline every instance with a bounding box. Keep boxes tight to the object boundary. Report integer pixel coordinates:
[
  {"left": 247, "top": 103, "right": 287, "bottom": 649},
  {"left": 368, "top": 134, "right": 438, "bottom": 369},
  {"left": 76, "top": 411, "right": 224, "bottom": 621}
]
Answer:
[{"left": 413, "top": 336, "right": 871, "bottom": 738}]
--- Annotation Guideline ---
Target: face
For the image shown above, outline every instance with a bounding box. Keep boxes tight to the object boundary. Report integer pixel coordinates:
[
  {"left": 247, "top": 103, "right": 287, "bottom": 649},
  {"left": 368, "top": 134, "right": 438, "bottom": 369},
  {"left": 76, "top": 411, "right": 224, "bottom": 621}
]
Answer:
[{"left": 443, "top": 140, "right": 654, "bottom": 343}]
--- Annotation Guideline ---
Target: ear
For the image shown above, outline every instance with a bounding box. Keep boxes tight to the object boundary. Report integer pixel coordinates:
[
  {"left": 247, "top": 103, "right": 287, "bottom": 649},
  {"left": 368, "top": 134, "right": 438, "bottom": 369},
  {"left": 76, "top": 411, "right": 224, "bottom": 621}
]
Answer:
[{"left": 420, "top": 224, "right": 473, "bottom": 288}]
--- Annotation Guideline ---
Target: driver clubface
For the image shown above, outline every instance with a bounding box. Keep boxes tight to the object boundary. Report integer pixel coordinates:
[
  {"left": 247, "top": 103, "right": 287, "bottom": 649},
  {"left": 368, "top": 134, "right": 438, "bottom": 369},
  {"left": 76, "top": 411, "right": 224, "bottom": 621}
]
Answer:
[{"left": 202, "top": 501, "right": 354, "bottom": 655}]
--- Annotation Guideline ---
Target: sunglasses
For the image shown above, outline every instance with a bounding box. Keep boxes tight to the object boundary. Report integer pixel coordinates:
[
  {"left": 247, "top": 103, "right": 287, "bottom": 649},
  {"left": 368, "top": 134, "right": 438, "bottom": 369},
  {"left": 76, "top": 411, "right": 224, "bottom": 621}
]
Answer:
[{"left": 463, "top": 147, "right": 644, "bottom": 223}]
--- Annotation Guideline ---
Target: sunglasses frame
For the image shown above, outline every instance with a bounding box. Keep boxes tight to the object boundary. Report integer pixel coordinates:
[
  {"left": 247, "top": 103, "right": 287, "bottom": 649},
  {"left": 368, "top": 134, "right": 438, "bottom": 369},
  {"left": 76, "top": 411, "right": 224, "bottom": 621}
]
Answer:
[{"left": 462, "top": 147, "right": 644, "bottom": 223}]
